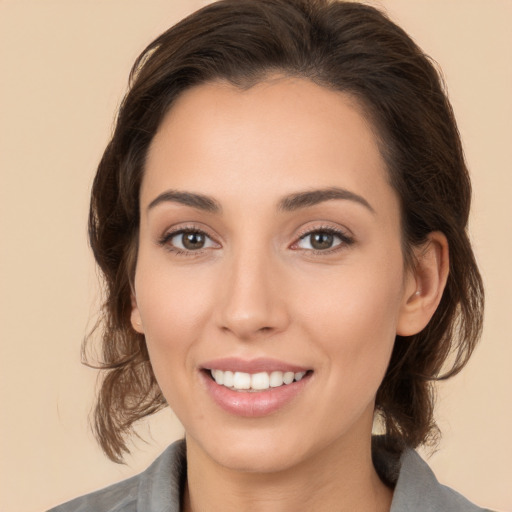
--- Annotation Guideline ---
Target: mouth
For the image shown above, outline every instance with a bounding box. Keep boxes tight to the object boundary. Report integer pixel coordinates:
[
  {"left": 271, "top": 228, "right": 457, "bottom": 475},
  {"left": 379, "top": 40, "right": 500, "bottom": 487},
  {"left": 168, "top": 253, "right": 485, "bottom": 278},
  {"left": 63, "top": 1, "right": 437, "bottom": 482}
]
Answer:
[
  {"left": 206, "top": 369, "right": 310, "bottom": 392},
  {"left": 199, "top": 358, "right": 313, "bottom": 417}
]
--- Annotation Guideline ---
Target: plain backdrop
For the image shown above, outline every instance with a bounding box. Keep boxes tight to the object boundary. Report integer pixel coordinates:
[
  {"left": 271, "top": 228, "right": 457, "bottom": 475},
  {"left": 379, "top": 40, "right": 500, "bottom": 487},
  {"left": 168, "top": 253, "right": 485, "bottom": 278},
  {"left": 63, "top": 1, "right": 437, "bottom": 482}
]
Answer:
[{"left": 0, "top": 1, "right": 511, "bottom": 511}]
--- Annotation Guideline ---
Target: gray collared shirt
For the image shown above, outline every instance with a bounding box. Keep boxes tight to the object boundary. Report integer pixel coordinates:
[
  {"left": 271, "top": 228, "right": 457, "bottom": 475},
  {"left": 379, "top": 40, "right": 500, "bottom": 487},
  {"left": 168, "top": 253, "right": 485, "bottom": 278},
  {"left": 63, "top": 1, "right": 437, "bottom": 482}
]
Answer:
[{"left": 48, "top": 439, "right": 492, "bottom": 511}]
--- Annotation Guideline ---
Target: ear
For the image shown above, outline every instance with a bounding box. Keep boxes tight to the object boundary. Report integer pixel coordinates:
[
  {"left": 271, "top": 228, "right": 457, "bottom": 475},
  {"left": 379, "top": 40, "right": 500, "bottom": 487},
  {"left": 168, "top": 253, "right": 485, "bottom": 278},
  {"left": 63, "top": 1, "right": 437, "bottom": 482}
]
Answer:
[
  {"left": 396, "top": 232, "right": 449, "bottom": 336},
  {"left": 130, "top": 293, "right": 144, "bottom": 334}
]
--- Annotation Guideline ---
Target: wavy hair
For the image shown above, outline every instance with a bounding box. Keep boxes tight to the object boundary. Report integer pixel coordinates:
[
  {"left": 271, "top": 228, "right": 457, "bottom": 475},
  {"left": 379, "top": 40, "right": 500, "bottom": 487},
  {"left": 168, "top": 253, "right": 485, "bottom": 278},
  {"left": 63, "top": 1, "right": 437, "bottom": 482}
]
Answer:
[{"left": 85, "top": 0, "right": 484, "bottom": 462}]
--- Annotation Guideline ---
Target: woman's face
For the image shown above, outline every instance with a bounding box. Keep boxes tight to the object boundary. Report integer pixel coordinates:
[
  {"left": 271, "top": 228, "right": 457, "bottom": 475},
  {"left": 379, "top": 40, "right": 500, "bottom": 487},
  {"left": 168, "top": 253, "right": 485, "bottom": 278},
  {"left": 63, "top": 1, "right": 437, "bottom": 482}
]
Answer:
[{"left": 131, "top": 77, "right": 417, "bottom": 473}]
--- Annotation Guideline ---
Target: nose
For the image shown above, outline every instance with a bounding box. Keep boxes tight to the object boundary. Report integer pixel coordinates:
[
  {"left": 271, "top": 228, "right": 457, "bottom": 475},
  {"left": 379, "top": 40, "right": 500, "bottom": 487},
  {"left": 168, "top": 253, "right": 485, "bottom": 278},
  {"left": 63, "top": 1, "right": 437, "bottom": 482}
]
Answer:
[{"left": 215, "top": 249, "right": 290, "bottom": 341}]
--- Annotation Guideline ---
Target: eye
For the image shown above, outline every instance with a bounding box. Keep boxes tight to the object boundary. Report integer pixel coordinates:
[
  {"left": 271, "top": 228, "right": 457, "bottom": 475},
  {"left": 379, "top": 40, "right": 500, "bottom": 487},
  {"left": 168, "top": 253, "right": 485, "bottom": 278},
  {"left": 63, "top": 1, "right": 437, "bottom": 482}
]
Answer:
[
  {"left": 161, "top": 229, "right": 218, "bottom": 252},
  {"left": 295, "top": 229, "right": 352, "bottom": 251}
]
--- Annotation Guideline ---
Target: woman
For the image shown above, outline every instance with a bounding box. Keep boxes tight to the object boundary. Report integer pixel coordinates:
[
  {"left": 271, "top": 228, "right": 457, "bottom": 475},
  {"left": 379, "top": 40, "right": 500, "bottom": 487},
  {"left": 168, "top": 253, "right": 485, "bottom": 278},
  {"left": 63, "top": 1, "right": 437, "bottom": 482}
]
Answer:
[{"left": 49, "top": 0, "right": 489, "bottom": 510}]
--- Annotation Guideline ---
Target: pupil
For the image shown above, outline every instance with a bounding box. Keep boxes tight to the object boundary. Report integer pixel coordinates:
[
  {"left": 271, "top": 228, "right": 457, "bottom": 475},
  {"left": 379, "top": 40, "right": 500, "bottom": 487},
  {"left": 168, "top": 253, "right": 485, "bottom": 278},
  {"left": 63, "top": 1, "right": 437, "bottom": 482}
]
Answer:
[
  {"left": 183, "top": 232, "right": 205, "bottom": 250},
  {"left": 311, "top": 232, "right": 333, "bottom": 250}
]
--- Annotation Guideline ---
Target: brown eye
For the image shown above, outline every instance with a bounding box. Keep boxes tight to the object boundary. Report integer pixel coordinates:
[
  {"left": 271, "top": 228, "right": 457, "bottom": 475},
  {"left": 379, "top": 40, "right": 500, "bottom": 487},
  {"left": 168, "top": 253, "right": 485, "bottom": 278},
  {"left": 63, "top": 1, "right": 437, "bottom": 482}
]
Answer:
[
  {"left": 296, "top": 230, "right": 347, "bottom": 251},
  {"left": 165, "top": 230, "right": 217, "bottom": 252},
  {"left": 310, "top": 232, "right": 334, "bottom": 250},
  {"left": 182, "top": 232, "right": 206, "bottom": 250}
]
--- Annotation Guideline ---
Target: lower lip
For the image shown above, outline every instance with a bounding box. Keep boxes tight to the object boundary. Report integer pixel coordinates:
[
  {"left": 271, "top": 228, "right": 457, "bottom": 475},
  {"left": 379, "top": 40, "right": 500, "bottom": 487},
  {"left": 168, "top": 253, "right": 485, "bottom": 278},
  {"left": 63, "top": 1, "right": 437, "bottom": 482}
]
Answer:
[{"left": 201, "top": 371, "right": 311, "bottom": 418}]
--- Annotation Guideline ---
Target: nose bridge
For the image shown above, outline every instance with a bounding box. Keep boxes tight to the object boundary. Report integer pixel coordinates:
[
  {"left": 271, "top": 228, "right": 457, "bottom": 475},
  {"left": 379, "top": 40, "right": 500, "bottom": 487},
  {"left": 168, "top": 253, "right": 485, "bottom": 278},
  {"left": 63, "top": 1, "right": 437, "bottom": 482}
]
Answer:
[{"left": 217, "top": 239, "right": 288, "bottom": 339}]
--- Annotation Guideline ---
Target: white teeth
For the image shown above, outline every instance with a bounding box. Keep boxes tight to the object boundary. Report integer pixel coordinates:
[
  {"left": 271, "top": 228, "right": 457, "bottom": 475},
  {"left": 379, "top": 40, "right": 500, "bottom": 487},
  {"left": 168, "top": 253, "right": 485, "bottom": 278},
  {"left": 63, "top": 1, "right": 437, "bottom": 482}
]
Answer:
[
  {"left": 233, "top": 372, "right": 251, "bottom": 389},
  {"left": 269, "top": 371, "right": 283, "bottom": 387},
  {"left": 209, "top": 369, "right": 308, "bottom": 391},
  {"left": 251, "top": 372, "right": 270, "bottom": 390},
  {"left": 223, "top": 370, "right": 234, "bottom": 387},
  {"left": 212, "top": 369, "right": 223, "bottom": 385},
  {"left": 283, "top": 371, "right": 295, "bottom": 385}
]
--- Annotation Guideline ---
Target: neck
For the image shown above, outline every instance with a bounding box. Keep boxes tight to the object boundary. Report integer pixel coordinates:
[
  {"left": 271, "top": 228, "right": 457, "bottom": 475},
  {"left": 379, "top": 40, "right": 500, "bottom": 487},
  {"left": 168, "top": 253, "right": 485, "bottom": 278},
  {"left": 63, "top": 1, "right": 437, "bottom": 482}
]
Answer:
[{"left": 183, "top": 430, "right": 393, "bottom": 512}]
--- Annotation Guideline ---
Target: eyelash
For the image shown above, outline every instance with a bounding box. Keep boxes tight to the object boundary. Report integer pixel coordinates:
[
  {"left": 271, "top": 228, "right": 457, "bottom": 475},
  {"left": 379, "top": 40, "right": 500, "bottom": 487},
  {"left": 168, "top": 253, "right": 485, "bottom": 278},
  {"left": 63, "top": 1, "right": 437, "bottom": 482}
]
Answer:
[
  {"left": 292, "top": 226, "right": 354, "bottom": 255},
  {"left": 157, "top": 225, "right": 354, "bottom": 256},
  {"left": 157, "top": 225, "right": 219, "bottom": 257}
]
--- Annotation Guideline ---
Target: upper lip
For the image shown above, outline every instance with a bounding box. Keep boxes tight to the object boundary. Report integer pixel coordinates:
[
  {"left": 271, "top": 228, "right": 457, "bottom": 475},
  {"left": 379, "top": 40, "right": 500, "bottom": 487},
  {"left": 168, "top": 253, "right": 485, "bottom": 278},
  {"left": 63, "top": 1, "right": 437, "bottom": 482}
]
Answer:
[{"left": 201, "top": 357, "right": 310, "bottom": 374}]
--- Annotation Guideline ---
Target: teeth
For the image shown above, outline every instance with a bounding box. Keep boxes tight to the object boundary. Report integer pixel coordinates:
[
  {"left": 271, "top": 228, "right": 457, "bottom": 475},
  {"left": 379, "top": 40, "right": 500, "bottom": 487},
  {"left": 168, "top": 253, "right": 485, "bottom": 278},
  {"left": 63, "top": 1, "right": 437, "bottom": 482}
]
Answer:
[
  {"left": 210, "top": 369, "right": 308, "bottom": 391},
  {"left": 223, "top": 370, "right": 234, "bottom": 387},
  {"left": 269, "top": 371, "right": 284, "bottom": 387},
  {"left": 212, "top": 369, "right": 223, "bottom": 385},
  {"left": 283, "top": 371, "right": 295, "bottom": 385},
  {"left": 251, "top": 372, "right": 270, "bottom": 390},
  {"left": 233, "top": 371, "right": 251, "bottom": 389}
]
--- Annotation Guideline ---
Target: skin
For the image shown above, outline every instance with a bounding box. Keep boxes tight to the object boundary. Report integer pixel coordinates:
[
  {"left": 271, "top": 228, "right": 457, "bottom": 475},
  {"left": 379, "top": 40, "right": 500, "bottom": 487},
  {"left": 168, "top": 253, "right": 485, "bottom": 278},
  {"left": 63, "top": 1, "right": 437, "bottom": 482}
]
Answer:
[{"left": 131, "top": 77, "right": 448, "bottom": 512}]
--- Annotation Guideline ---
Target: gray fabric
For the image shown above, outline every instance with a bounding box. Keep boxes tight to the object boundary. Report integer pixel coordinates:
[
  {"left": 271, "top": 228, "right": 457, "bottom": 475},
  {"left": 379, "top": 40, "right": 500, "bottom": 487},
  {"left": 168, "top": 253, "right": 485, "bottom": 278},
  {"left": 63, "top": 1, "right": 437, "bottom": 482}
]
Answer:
[
  {"left": 49, "top": 442, "right": 186, "bottom": 512},
  {"left": 48, "top": 439, "right": 491, "bottom": 512},
  {"left": 390, "top": 449, "right": 492, "bottom": 511}
]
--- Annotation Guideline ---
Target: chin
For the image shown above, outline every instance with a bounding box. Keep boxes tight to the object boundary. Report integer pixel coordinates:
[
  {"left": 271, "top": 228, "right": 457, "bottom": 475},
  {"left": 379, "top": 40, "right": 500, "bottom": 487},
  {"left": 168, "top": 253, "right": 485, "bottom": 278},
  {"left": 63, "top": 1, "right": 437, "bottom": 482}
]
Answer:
[
  {"left": 188, "top": 424, "right": 315, "bottom": 474},
  {"left": 213, "top": 445, "right": 305, "bottom": 474}
]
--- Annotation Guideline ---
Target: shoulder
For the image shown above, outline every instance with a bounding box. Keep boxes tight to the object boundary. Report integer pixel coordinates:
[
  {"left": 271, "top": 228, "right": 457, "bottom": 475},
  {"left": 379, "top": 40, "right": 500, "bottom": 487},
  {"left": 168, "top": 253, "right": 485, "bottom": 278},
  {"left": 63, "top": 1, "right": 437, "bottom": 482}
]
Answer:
[
  {"left": 47, "top": 474, "right": 139, "bottom": 512},
  {"left": 391, "top": 448, "right": 493, "bottom": 512},
  {"left": 372, "top": 436, "right": 492, "bottom": 512},
  {"left": 47, "top": 440, "right": 186, "bottom": 512}
]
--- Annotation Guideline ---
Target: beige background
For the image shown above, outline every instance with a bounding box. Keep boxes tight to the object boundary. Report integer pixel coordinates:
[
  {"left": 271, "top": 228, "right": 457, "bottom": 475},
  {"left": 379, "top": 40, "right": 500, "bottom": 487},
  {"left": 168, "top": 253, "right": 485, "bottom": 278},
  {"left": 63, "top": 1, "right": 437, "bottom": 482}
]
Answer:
[{"left": 0, "top": 1, "right": 511, "bottom": 511}]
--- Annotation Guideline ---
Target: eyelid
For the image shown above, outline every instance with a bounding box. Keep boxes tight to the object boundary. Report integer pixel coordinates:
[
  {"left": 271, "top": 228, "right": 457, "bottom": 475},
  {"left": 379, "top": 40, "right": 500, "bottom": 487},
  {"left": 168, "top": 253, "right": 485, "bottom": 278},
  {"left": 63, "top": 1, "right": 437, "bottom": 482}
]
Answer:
[
  {"left": 290, "top": 224, "right": 354, "bottom": 252},
  {"left": 157, "top": 223, "right": 221, "bottom": 254},
  {"left": 156, "top": 222, "right": 354, "bottom": 256}
]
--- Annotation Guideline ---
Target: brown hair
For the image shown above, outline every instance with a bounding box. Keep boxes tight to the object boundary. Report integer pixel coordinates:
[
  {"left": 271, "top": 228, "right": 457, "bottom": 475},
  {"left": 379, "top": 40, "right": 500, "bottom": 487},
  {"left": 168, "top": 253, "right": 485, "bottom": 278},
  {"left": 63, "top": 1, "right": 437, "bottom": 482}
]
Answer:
[{"left": 86, "top": 0, "right": 484, "bottom": 462}]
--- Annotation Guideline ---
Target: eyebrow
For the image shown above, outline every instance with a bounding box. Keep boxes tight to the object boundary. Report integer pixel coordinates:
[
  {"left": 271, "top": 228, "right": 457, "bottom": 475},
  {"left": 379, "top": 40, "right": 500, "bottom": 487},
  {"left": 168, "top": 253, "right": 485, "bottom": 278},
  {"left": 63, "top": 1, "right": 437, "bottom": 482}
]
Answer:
[
  {"left": 278, "top": 187, "right": 375, "bottom": 214},
  {"left": 147, "top": 186, "right": 374, "bottom": 215},
  {"left": 147, "top": 190, "right": 221, "bottom": 213}
]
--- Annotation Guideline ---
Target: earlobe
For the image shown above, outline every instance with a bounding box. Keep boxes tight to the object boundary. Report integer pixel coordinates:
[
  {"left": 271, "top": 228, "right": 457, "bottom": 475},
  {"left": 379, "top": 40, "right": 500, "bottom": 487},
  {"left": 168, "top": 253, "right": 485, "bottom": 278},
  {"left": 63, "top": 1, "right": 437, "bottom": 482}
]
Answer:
[
  {"left": 396, "top": 231, "right": 449, "bottom": 336},
  {"left": 130, "top": 293, "right": 144, "bottom": 334}
]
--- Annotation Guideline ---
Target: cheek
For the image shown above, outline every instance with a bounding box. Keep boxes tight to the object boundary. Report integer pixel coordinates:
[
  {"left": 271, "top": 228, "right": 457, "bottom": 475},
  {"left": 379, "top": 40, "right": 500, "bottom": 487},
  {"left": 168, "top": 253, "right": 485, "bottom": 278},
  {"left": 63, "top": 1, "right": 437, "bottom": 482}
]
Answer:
[
  {"left": 133, "top": 268, "right": 217, "bottom": 425},
  {"left": 294, "top": 253, "right": 405, "bottom": 378},
  {"left": 133, "top": 258, "right": 217, "bottom": 377},
  {"left": 298, "top": 258, "right": 403, "bottom": 329},
  {"left": 294, "top": 266, "right": 404, "bottom": 435}
]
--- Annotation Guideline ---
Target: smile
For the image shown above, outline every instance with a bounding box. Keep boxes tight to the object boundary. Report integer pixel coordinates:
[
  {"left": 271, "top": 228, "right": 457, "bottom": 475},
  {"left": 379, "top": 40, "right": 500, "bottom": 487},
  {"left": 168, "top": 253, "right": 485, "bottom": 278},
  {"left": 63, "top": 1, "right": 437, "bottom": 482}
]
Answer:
[
  {"left": 210, "top": 369, "right": 307, "bottom": 391},
  {"left": 201, "top": 359, "right": 313, "bottom": 417}
]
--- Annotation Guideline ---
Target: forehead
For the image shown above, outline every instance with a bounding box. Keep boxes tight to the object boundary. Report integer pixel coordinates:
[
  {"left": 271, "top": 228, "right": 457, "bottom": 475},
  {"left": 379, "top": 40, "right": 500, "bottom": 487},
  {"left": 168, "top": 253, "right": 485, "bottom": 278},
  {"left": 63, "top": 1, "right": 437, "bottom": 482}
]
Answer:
[{"left": 142, "top": 77, "right": 397, "bottom": 219}]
